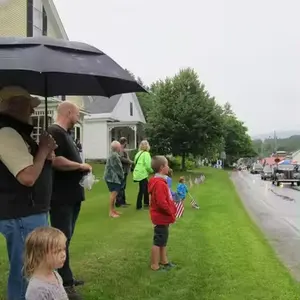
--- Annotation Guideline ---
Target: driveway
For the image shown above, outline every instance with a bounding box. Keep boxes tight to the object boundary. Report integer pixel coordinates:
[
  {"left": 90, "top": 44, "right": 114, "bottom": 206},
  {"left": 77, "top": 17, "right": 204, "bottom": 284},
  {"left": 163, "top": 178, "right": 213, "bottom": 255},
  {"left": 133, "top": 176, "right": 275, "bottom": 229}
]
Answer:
[{"left": 231, "top": 170, "right": 300, "bottom": 280}]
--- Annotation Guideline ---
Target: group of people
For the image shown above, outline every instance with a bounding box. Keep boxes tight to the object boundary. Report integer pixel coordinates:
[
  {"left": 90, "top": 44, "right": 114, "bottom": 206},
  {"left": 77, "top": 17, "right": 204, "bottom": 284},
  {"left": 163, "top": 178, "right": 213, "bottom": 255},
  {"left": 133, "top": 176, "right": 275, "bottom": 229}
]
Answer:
[
  {"left": 104, "top": 138, "right": 192, "bottom": 218},
  {"left": 0, "top": 86, "right": 195, "bottom": 300},
  {"left": 0, "top": 86, "right": 90, "bottom": 300},
  {"left": 104, "top": 139, "right": 153, "bottom": 217},
  {"left": 103, "top": 139, "right": 196, "bottom": 272}
]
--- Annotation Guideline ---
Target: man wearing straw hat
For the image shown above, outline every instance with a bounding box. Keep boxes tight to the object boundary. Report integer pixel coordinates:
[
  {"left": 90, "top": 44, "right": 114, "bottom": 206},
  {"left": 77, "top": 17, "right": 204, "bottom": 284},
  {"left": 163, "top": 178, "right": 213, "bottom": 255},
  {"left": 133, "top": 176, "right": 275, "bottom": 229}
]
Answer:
[{"left": 0, "top": 86, "right": 57, "bottom": 300}]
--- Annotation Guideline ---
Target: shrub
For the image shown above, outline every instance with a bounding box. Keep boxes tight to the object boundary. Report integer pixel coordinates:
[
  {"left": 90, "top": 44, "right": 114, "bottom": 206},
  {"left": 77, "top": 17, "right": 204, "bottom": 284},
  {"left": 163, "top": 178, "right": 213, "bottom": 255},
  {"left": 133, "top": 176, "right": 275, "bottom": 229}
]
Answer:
[
  {"left": 128, "top": 149, "right": 138, "bottom": 160},
  {"left": 167, "top": 155, "right": 195, "bottom": 171}
]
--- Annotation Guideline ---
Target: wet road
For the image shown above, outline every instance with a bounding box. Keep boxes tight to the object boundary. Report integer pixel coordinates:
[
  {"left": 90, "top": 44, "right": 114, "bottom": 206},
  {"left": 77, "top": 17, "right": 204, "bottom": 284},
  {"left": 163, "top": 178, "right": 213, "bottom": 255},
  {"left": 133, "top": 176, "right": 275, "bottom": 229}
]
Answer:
[{"left": 231, "top": 170, "right": 300, "bottom": 280}]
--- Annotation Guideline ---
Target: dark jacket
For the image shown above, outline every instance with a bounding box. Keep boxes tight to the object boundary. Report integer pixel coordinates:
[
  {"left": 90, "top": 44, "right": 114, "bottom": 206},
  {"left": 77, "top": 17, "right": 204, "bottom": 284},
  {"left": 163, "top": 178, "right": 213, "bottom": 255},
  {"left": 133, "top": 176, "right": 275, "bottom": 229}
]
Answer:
[
  {"left": 0, "top": 114, "right": 52, "bottom": 220},
  {"left": 119, "top": 149, "right": 131, "bottom": 174}
]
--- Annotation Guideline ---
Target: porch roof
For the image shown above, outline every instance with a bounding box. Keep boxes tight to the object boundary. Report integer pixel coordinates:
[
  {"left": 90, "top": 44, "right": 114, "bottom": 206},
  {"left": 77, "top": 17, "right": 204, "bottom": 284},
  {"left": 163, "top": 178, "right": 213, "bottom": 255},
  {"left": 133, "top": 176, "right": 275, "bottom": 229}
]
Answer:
[{"left": 107, "top": 120, "right": 141, "bottom": 126}]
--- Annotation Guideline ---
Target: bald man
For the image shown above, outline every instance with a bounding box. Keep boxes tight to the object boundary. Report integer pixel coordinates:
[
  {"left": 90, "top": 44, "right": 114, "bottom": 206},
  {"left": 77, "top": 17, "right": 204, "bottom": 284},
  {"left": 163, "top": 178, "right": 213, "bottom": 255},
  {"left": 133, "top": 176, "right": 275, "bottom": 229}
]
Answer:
[{"left": 48, "top": 101, "right": 91, "bottom": 300}]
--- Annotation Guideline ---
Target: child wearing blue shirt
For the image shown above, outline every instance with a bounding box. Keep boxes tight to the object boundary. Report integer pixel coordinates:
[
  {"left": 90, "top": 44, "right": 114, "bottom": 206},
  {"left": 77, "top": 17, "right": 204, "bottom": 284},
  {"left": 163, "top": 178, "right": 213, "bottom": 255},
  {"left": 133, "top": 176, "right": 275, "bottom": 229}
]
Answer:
[
  {"left": 166, "top": 169, "right": 180, "bottom": 202},
  {"left": 177, "top": 176, "right": 188, "bottom": 201}
]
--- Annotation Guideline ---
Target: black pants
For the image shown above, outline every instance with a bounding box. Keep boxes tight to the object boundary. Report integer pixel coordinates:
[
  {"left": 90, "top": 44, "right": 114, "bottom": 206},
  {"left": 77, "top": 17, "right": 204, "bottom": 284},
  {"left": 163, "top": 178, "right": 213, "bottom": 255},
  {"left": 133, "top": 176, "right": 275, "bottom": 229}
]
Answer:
[
  {"left": 136, "top": 178, "right": 149, "bottom": 209},
  {"left": 50, "top": 202, "right": 81, "bottom": 286},
  {"left": 116, "top": 173, "right": 128, "bottom": 206}
]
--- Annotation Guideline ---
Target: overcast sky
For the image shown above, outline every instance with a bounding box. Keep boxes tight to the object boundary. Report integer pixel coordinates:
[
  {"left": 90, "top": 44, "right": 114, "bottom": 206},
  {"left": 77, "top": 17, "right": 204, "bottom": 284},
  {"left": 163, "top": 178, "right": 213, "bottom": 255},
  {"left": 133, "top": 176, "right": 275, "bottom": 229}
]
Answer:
[{"left": 53, "top": 0, "right": 300, "bottom": 136}]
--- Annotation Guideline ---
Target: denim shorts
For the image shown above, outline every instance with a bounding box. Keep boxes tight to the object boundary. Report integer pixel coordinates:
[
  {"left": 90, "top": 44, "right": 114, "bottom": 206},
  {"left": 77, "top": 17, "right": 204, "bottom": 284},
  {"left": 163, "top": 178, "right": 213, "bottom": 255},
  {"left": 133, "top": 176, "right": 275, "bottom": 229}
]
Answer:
[{"left": 106, "top": 181, "right": 122, "bottom": 192}]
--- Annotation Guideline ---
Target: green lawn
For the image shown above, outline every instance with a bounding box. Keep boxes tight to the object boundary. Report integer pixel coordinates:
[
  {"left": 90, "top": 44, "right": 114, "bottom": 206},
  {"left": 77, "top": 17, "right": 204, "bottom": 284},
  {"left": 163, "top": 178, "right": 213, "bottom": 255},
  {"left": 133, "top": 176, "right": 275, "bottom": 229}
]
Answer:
[{"left": 0, "top": 166, "right": 299, "bottom": 300}]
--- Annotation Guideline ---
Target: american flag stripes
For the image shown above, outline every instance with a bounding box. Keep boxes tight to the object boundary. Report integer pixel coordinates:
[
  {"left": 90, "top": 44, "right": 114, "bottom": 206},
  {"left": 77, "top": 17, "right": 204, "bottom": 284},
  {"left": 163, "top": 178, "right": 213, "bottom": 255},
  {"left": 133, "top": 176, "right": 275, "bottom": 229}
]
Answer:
[
  {"left": 175, "top": 201, "right": 184, "bottom": 218},
  {"left": 188, "top": 192, "right": 200, "bottom": 209},
  {"left": 190, "top": 198, "right": 200, "bottom": 209}
]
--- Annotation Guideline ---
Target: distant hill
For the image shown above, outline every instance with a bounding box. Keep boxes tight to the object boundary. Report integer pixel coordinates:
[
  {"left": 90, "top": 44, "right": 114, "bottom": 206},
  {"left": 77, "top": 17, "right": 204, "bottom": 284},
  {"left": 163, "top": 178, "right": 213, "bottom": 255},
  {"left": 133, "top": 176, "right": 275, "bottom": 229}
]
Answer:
[
  {"left": 252, "top": 134, "right": 300, "bottom": 157},
  {"left": 252, "top": 130, "right": 300, "bottom": 140}
]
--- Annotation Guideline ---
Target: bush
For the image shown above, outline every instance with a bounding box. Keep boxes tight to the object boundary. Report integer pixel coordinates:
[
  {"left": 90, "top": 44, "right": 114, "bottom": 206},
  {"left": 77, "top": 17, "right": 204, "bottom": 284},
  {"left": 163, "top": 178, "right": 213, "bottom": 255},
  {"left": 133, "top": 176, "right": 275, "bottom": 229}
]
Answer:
[
  {"left": 167, "top": 155, "right": 195, "bottom": 171},
  {"left": 128, "top": 149, "right": 138, "bottom": 160}
]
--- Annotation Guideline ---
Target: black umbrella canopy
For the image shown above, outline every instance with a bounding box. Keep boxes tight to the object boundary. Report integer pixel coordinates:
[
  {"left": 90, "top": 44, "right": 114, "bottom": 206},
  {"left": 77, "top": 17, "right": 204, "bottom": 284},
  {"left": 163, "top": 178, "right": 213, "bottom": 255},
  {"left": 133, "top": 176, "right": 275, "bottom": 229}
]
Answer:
[{"left": 0, "top": 36, "right": 146, "bottom": 97}]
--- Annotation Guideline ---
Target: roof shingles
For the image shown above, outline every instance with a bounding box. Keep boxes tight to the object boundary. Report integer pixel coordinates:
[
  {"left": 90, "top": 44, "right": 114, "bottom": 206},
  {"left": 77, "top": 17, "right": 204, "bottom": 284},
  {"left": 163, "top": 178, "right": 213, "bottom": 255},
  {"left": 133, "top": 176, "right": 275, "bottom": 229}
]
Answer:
[{"left": 83, "top": 95, "right": 121, "bottom": 114}]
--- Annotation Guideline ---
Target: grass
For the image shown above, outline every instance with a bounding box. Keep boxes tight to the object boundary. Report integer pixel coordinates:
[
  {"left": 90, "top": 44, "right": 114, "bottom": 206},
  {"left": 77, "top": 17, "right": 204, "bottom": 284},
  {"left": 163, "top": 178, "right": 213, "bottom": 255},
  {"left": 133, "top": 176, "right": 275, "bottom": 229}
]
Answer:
[{"left": 0, "top": 165, "right": 300, "bottom": 299}]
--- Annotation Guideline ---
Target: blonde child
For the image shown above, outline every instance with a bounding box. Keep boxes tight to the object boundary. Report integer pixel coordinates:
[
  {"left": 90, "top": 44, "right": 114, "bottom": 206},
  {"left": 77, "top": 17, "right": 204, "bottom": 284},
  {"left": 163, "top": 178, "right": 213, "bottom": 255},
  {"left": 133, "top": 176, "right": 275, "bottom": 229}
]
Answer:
[{"left": 24, "top": 227, "right": 69, "bottom": 300}]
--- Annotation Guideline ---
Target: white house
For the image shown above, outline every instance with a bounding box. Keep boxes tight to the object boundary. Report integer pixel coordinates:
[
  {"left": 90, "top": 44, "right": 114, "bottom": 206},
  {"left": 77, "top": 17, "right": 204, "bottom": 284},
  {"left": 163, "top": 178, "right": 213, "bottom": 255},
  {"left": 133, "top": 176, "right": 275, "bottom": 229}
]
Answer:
[
  {"left": 83, "top": 93, "right": 146, "bottom": 160},
  {"left": 31, "top": 97, "right": 87, "bottom": 143},
  {"left": 1, "top": 0, "right": 146, "bottom": 158}
]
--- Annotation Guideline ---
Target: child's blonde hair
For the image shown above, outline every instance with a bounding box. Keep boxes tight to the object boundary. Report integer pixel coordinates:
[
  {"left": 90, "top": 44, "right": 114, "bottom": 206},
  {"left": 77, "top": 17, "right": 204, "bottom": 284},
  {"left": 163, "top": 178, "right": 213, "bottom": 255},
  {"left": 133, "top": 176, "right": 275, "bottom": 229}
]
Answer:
[
  {"left": 24, "top": 227, "right": 67, "bottom": 278},
  {"left": 179, "top": 176, "right": 185, "bottom": 183}
]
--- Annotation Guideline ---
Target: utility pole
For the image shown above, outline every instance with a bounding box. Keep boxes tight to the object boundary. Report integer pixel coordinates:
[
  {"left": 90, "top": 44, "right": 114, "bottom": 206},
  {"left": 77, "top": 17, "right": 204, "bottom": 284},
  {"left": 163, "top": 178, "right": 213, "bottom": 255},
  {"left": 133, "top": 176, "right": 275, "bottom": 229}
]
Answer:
[
  {"left": 274, "top": 130, "right": 277, "bottom": 154},
  {"left": 260, "top": 140, "right": 264, "bottom": 158}
]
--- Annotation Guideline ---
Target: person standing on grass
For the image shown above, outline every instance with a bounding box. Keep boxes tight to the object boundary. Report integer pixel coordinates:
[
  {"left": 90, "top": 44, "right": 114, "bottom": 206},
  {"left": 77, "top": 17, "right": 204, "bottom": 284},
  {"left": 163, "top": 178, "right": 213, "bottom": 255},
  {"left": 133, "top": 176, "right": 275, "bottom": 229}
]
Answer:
[
  {"left": 115, "top": 137, "right": 133, "bottom": 207},
  {"left": 0, "top": 86, "right": 57, "bottom": 300},
  {"left": 177, "top": 176, "right": 188, "bottom": 202},
  {"left": 133, "top": 140, "right": 153, "bottom": 210},
  {"left": 48, "top": 101, "right": 92, "bottom": 300},
  {"left": 104, "top": 141, "right": 124, "bottom": 218},
  {"left": 148, "top": 156, "right": 176, "bottom": 271}
]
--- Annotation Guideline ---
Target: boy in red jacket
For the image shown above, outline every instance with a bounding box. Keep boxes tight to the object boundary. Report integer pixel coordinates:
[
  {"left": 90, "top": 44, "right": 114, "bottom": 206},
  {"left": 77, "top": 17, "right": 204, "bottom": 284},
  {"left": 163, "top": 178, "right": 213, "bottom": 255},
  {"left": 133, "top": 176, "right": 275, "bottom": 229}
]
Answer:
[{"left": 148, "top": 156, "right": 176, "bottom": 271}]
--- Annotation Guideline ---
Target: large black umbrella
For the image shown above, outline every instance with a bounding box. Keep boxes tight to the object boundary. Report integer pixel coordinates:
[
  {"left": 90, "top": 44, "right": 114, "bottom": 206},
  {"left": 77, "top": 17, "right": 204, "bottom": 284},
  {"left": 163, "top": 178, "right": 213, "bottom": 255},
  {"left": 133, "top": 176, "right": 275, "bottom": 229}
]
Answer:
[{"left": 0, "top": 36, "right": 146, "bottom": 127}]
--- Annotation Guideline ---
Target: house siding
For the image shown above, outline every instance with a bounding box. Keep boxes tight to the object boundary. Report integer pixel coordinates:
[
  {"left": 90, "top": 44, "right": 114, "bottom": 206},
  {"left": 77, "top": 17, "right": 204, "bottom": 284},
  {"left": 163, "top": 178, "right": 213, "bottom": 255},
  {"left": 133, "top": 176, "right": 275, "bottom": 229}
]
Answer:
[
  {"left": 0, "top": 0, "right": 27, "bottom": 36},
  {"left": 47, "top": 14, "right": 57, "bottom": 38},
  {"left": 83, "top": 121, "right": 108, "bottom": 160},
  {"left": 112, "top": 94, "right": 144, "bottom": 122}
]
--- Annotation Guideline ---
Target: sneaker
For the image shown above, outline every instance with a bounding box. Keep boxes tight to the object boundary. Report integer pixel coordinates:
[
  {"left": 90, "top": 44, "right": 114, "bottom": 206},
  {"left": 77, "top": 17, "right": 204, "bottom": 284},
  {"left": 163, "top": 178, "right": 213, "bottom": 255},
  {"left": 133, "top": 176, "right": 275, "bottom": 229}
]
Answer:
[
  {"left": 64, "top": 286, "right": 83, "bottom": 300},
  {"left": 161, "top": 262, "right": 176, "bottom": 269}
]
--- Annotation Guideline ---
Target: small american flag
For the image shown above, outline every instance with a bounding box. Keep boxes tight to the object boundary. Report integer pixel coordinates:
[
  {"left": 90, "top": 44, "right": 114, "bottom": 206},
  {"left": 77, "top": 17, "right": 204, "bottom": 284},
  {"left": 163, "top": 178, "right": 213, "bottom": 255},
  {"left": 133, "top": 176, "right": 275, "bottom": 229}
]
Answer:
[
  {"left": 189, "top": 193, "right": 200, "bottom": 209},
  {"left": 175, "top": 201, "right": 184, "bottom": 218}
]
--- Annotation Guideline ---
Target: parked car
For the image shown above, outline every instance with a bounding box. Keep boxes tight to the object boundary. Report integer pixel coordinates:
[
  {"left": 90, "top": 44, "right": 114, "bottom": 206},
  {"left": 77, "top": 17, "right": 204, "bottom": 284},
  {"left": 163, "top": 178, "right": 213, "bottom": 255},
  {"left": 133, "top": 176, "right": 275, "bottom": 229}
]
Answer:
[
  {"left": 261, "top": 165, "right": 273, "bottom": 180},
  {"left": 272, "top": 164, "right": 300, "bottom": 186},
  {"left": 250, "top": 163, "right": 263, "bottom": 174}
]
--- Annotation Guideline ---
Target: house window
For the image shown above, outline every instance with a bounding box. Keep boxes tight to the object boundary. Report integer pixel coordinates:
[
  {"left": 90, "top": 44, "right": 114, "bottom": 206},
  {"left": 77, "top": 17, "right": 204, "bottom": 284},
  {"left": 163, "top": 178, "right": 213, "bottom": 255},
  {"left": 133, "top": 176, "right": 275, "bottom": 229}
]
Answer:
[
  {"left": 42, "top": 7, "right": 47, "bottom": 36},
  {"left": 27, "top": 0, "right": 33, "bottom": 37},
  {"left": 129, "top": 102, "right": 133, "bottom": 116},
  {"left": 75, "top": 126, "right": 81, "bottom": 141},
  {"left": 27, "top": 0, "right": 46, "bottom": 37}
]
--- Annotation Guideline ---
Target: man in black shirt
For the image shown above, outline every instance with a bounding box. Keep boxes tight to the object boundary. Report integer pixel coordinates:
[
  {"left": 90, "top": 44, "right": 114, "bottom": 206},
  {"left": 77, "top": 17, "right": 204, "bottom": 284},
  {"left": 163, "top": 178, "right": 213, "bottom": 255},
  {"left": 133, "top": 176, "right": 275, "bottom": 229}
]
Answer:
[{"left": 48, "top": 102, "right": 91, "bottom": 300}]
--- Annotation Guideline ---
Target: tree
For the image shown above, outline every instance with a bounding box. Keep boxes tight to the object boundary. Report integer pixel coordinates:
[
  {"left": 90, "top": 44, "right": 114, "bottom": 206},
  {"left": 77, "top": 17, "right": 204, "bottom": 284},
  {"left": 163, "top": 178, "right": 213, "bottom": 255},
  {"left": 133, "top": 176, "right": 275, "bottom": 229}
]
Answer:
[
  {"left": 146, "top": 68, "right": 224, "bottom": 170},
  {"left": 221, "top": 103, "right": 256, "bottom": 164}
]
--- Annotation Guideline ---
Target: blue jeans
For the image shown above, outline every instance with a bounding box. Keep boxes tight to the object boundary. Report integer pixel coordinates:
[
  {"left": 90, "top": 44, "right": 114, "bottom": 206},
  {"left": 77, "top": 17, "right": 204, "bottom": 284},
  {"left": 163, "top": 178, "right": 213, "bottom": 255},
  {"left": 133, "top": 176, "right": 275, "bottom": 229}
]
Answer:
[{"left": 0, "top": 213, "right": 48, "bottom": 300}]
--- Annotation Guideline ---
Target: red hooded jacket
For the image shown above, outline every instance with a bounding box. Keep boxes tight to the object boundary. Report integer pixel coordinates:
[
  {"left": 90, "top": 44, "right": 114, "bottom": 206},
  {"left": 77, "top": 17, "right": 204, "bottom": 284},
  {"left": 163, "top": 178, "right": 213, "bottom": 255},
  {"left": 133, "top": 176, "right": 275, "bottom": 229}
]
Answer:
[{"left": 148, "top": 176, "right": 176, "bottom": 225}]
